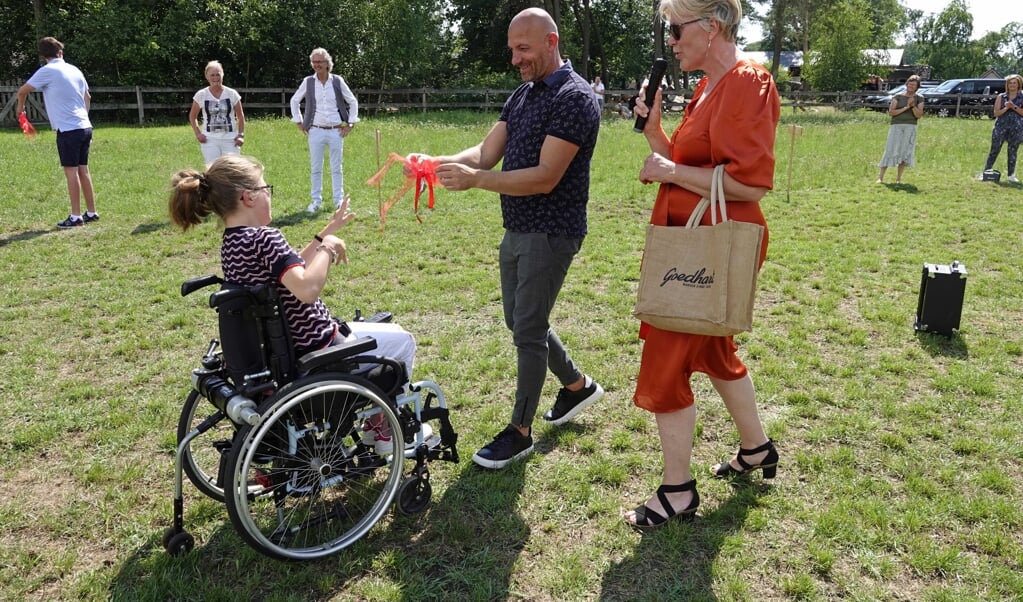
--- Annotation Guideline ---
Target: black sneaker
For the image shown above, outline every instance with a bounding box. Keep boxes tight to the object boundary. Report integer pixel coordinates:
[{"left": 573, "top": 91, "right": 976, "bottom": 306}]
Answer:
[
  {"left": 472, "top": 425, "right": 533, "bottom": 469},
  {"left": 82, "top": 211, "right": 100, "bottom": 223},
  {"left": 543, "top": 377, "right": 604, "bottom": 426},
  {"left": 57, "top": 215, "right": 84, "bottom": 228}
]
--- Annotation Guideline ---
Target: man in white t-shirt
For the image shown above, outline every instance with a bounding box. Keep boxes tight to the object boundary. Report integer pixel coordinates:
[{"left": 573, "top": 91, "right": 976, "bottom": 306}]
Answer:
[{"left": 16, "top": 37, "right": 99, "bottom": 228}]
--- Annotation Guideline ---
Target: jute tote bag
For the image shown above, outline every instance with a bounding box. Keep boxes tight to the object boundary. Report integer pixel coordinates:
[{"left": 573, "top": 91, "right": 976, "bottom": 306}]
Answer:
[{"left": 633, "top": 164, "right": 764, "bottom": 336}]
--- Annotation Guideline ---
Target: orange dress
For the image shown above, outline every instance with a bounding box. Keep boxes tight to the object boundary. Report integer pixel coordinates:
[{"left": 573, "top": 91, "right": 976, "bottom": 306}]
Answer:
[{"left": 634, "top": 59, "right": 780, "bottom": 413}]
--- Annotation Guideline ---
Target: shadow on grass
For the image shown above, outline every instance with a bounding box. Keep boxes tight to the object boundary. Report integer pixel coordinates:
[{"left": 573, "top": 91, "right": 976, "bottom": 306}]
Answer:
[
  {"left": 882, "top": 182, "right": 920, "bottom": 193},
  {"left": 916, "top": 331, "right": 969, "bottom": 358},
  {"left": 386, "top": 462, "right": 529, "bottom": 601},
  {"left": 274, "top": 208, "right": 332, "bottom": 227},
  {"left": 110, "top": 511, "right": 379, "bottom": 600},
  {"left": 131, "top": 222, "right": 170, "bottom": 235},
  {"left": 597, "top": 479, "right": 772, "bottom": 601},
  {"left": 0, "top": 229, "right": 50, "bottom": 247}
]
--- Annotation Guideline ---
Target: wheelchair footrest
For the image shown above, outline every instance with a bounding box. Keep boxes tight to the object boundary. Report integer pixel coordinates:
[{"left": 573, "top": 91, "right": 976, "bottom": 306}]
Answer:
[{"left": 354, "top": 310, "right": 393, "bottom": 323}]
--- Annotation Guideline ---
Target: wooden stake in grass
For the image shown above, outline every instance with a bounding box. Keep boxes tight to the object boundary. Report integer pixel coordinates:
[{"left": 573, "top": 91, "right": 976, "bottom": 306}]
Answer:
[
  {"left": 375, "top": 129, "right": 383, "bottom": 229},
  {"left": 786, "top": 124, "right": 803, "bottom": 202}
]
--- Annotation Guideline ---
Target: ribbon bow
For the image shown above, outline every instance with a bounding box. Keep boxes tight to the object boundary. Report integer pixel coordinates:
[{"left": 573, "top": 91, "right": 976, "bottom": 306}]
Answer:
[{"left": 365, "top": 152, "right": 440, "bottom": 229}]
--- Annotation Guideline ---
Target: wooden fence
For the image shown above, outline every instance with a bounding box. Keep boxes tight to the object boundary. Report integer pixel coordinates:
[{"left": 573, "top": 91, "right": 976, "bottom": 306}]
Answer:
[
  {"left": 0, "top": 85, "right": 522, "bottom": 126},
  {"left": 0, "top": 83, "right": 998, "bottom": 126}
]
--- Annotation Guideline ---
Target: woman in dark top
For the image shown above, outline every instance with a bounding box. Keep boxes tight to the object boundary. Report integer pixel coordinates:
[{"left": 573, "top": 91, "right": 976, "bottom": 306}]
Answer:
[
  {"left": 168, "top": 154, "right": 417, "bottom": 452},
  {"left": 981, "top": 74, "right": 1023, "bottom": 183}
]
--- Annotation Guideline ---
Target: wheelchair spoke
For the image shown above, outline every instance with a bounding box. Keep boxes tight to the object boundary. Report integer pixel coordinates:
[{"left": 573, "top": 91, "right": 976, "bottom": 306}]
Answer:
[{"left": 224, "top": 377, "right": 404, "bottom": 560}]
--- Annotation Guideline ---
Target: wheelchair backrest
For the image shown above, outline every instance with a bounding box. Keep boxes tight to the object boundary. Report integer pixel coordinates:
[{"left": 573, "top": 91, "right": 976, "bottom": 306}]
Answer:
[{"left": 211, "top": 282, "right": 297, "bottom": 389}]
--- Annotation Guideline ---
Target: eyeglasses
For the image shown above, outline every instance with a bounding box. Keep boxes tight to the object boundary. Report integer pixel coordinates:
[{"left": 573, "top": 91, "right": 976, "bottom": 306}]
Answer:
[
  {"left": 252, "top": 184, "right": 274, "bottom": 196},
  {"left": 668, "top": 17, "right": 704, "bottom": 40}
]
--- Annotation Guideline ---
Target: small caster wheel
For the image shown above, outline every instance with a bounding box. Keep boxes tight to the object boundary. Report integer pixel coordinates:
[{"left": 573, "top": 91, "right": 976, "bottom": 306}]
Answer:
[
  {"left": 164, "top": 529, "right": 195, "bottom": 556},
  {"left": 397, "top": 475, "right": 432, "bottom": 515},
  {"left": 162, "top": 527, "right": 177, "bottom": 549}
]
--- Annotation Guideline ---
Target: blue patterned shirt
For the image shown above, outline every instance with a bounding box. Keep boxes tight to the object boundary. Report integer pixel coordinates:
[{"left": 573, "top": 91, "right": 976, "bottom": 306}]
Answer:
[
  {"left": 221, "top": 226, "right": 337, "bottom": 356},
  {"left": 499, "top": 62, "right": 600, "bottom": 238}
]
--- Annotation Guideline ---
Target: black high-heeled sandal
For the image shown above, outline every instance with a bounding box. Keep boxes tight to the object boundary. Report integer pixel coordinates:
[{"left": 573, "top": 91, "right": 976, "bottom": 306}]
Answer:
[
  {"left": 710, "top": 439, "right": 778, "bottom": 479},
  {"left": 626, "top": 479, "right": 699, "bottom": 529}
]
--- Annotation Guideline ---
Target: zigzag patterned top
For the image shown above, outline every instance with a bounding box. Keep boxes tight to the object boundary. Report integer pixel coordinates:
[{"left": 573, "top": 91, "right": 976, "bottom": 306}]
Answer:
[{"left": 222, "top": 226, "right": 337, "bottom": 355}]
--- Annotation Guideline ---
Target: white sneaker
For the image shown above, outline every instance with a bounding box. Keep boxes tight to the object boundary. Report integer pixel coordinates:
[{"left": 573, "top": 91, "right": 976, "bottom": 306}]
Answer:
[
  {"left": 1009, "top": 175, "right": 1020, "bottom": 184},
  {"left": 362, "top": 421, "right": 436, "bottom": 456},
  {"left": 306, "top": 200, "right": 322, "bottom": 213},
  {"left": 361, "top": 422, "right": 395, "bottom": 456}
]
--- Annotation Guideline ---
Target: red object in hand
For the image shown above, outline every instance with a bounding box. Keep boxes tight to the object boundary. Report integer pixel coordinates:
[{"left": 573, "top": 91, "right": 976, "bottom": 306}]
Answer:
[
  {"left": 19, "top": 113, "right": 37, "bottom": 139},
  {"left": 365, "top": 152, "right": 441, "bottom": 229},
  {"left": 405, "top": 154, "right": 440, "bottom": 217}
]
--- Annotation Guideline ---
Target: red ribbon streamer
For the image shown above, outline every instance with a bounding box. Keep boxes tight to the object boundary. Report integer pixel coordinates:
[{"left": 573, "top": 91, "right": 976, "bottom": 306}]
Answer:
[
  {"left": 19, "top": 113, "right": 37, "bottom": 139},
  {"left": 365, "top": 153, "right": 440, "bottom": 229}
]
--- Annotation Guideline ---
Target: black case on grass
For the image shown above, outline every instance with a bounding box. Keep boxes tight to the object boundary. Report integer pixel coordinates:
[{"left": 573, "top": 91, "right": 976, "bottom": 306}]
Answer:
[{"left": 914, "top": 261, "right": 966, "bottom": 337}]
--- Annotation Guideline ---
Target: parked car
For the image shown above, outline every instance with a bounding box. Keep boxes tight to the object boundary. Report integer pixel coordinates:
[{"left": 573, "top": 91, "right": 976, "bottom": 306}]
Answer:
[
  {"left": 864, "top": 81, "right": 941, "bottom": 112},
  {"left": 921, "top": 78, "right": 1006, "bottom": 117}
]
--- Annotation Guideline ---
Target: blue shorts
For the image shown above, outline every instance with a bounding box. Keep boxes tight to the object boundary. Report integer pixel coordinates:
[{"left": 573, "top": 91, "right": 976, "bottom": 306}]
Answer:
[{"left": 56, "top": 128, "right": 93, "bottom": 167}]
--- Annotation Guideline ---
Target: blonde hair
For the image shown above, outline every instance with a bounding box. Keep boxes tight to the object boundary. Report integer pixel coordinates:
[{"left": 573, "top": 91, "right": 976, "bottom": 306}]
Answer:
[
  {"left": 1006, "top": 74, "right": 1022, "bottom": 90},
  {"left": 659, "top": 0, "right": 742, "bottom": 43},
  {"left": 169, "top": 155, "right": 263, "bottom": 231},
  {"left": 204, "top": 60, "right": 224, "bottom": 76}
]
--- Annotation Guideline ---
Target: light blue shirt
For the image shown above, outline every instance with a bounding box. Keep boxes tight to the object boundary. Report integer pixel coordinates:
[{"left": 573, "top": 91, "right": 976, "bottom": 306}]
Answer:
[{"left": 26, "top": 58, "right": 92, "bottom": 132}]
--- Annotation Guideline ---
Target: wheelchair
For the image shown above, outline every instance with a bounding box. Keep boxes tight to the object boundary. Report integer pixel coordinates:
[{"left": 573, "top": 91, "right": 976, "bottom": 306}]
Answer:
[{"left": 164, "top": 275, "right": 459, "bottom": 560}]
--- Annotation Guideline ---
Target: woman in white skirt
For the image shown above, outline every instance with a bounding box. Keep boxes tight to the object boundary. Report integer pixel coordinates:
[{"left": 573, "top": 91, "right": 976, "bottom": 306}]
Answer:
[{"left": 877, "top": 75, "right": 924, "bottom": 184}]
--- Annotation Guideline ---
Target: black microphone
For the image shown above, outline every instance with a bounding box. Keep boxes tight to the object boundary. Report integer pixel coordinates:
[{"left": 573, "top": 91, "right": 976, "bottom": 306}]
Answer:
[{"left": 633, "top": 58, "right": 669, "bottom": 133}]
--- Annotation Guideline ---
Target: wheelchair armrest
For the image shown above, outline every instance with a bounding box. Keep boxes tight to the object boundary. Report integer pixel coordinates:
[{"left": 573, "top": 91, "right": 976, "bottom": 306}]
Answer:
[
  {"left": 297, "top": 337, "right": 378, "bottom": 373},
  {"left": 181, "top": 275, "right": 224, "bottom": 297},
  {"left": 209, "top": 287, "right": 254, "bottom": 309}
]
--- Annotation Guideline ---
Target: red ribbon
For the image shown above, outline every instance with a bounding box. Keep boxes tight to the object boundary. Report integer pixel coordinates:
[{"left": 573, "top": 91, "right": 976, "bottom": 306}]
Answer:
[
  {"left": 19, "top": 113, "right": 37, "bottom": 139},
  {"left": 365, "top": 153, "right": 440, "bottom": 229},
  {"left": 407, "top": 154, "right": 439, "bottom": 216}
]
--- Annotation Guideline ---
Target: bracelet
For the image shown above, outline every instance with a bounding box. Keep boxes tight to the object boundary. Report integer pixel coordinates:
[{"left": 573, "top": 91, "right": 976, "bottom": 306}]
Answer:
[
  {"left": 316, "top": 244, "right": 338, "bottom": 264},
  {"left": 314, "top": 234, "right": 324, "bottom": 243}
]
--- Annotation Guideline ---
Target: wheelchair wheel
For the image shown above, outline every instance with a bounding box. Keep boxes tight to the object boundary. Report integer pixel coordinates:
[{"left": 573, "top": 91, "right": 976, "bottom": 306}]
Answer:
[
  {"left": 177, "top": 389, "right": 233, "bottom": 502},
  {"left": 396, "top": 475, "right": 432, "bottom": 515},
  {"left": 223, "top": 375, "right": 404, "bottom": 560}
]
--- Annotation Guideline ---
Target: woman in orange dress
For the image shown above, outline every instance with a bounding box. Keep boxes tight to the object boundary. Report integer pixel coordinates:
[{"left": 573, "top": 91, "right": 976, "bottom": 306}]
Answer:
[{"left": 624, "top": 0, "right": 781, "bottom": 528}]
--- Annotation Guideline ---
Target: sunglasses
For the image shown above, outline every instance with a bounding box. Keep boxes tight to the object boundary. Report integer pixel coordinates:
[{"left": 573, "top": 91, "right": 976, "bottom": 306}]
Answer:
[{"left": 668, "top": 17, "right": 704, "bottom": 40}]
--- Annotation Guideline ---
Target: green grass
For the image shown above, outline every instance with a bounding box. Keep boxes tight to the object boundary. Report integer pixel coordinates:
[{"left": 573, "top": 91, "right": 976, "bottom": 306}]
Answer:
[{"left": 1, "top": 107, "right": 1021, "bottom": 601}]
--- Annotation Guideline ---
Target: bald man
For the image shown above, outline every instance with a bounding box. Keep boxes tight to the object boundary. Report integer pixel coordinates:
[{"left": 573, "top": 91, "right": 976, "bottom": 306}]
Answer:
[{"left": 413, "top": 8, "right": 603, "bottom": 469}]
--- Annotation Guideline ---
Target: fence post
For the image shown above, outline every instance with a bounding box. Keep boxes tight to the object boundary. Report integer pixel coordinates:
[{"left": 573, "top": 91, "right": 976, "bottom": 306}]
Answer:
[
  {"left": 421, "top": 89, "right": 426, "bottom": 114},
  {"left": 136, "top": 86, "right": 144, "bottom": 124}
]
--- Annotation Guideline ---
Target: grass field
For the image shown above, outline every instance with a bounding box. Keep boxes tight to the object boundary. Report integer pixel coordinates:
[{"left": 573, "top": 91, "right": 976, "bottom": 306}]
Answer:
[{"left": 1, "top": 107, "right": 1021, "bottom": 601}]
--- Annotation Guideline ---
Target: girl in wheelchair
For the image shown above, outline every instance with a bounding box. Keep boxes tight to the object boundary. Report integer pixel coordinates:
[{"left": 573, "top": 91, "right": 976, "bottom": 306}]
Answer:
[{"left": 169, "top": 154, "right": 415, "bottom": 453}]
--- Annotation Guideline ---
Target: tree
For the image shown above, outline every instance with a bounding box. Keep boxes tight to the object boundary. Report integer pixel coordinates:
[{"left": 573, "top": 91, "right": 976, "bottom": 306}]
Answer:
[
  {"left": 975, "top": 23, "right": 1023, "bottom": 76},
  {"left": 912, "top": 0, "right": 984, "bottom": 79},
  {"left": 801, "top": 0, "right": 877, "bottom": 92}
]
